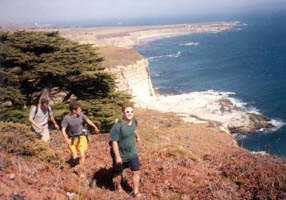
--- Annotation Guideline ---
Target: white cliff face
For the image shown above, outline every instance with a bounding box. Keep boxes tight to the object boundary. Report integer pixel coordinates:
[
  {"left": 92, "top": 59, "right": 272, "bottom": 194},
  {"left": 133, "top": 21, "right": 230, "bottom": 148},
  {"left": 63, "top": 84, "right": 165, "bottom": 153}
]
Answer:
[{"left": 105, "top": 58, "right": 156, "bottom": 107}]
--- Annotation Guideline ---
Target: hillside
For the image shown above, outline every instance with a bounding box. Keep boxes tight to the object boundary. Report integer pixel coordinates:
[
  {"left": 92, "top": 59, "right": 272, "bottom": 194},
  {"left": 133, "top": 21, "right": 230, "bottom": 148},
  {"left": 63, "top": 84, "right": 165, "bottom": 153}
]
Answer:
[{"left": 1, "top": 109, "right": 286, "bottom": 199}]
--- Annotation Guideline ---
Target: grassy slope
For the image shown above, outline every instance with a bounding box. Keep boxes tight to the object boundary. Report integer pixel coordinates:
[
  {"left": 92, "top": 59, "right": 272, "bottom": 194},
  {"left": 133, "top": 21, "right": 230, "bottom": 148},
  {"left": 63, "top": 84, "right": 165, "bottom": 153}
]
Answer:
[
  {"left": 98, "top": 46, "right": 145, "bottom": 68},
  {"left": 0, "top": 109, "right": 286, "bottom": 199}
]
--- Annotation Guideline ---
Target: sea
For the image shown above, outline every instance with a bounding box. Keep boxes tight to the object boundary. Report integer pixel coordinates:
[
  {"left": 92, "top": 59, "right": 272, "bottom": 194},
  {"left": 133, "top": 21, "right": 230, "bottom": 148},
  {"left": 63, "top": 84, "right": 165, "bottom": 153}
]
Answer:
[{"left": 133, "top": 12, "right": 286, "bottom": 157}]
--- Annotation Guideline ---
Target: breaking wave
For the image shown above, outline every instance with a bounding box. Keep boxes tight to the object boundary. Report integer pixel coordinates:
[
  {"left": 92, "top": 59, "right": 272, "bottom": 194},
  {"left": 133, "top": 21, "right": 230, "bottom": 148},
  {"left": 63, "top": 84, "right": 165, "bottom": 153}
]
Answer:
[
  {"left": 180, "top": 42, "right": 199, "bottom": 46},
  {"left": 148, "top": 51, "right": 181, "bottom": 60},
  {"left": 205, "top": 90, "right": 285, "bottom": 132}
]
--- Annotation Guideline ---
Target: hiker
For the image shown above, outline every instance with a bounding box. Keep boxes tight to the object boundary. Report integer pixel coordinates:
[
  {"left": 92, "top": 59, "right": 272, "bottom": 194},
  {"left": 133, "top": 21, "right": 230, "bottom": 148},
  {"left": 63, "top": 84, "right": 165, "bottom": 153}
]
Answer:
[
  {"left": 29, "top": 97, "right": 59, "bottom": 142},
  {"left": 61, "top": 101, "right": 99, "bottom": 172},
  {"left": 109, "top": 103, "right": 141, "bottom": 197}
]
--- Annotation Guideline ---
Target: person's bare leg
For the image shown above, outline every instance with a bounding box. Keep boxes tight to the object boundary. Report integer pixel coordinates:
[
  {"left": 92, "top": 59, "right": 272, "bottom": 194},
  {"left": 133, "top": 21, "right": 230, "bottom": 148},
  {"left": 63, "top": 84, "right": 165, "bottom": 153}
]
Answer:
[
  {"left": 113, "top": 173, "right": 123, "bottom": 192},
  {"left": 72, "top": 152, "right": 78, "bottom": 160},
  {"left": 79, "top": 150, "right": 85, "bottom": 166},
  {"left": 77, "top": 150, "right": 86, "bottom": 177},
  {"left": 133, "top": 171, "right": 140, "bottom": 195}
]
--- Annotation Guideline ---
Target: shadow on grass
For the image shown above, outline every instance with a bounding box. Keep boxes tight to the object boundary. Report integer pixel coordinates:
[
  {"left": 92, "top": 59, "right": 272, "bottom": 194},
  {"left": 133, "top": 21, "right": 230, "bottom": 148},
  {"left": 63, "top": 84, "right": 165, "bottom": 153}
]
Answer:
[
  {"left": 91, "top": 167, "right": 133, "bottom": 193},
  {"left": 66, "top": 157, "right": 79, "bottom": 168}
]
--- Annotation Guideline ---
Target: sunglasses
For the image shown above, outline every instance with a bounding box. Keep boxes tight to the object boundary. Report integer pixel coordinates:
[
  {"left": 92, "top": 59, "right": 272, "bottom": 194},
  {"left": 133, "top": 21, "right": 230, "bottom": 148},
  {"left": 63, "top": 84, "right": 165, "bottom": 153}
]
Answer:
[{"left": 125, "top": 110, "right": 134, "bottom": 114}]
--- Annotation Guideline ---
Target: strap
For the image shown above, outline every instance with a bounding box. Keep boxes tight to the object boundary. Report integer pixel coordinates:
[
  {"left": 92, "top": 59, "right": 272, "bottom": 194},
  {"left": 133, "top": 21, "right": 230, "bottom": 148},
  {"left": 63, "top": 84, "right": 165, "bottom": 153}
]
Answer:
[
  {"left": 33, "top": 105, "right": 50, "bottom": 120},
  {"left": 33, "top": 105, "right": 38, "bottom": 120},
  {"left": 69, "top": 132, "right": 89, "bottom": 145}
]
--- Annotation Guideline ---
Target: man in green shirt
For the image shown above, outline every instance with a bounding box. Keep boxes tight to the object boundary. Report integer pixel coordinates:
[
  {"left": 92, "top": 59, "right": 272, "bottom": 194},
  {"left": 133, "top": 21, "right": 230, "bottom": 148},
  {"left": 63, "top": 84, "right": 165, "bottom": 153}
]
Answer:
[{"left": 109, "top": 103, "right": 141, "bottom": 197}]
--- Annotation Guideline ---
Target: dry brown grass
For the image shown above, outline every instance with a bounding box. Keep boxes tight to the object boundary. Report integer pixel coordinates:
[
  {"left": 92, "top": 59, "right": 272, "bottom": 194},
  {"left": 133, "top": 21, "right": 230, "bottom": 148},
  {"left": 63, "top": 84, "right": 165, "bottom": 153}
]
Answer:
[
  {"left": 1, "top": 109, "right": 285, "bottom": 199},
  {"left": 98, "top": 46, "right": 145, "bottom": 68},
  {"left": 135, "top": 108, "right": 239, "bottom": 159}
]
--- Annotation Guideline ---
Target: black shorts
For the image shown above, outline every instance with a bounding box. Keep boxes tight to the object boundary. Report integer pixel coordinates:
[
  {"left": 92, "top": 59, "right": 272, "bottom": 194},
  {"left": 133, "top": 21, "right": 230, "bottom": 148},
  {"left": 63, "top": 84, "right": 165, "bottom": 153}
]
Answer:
[{"left": 113, "top": 156, "right": 140, "bottom": 174}]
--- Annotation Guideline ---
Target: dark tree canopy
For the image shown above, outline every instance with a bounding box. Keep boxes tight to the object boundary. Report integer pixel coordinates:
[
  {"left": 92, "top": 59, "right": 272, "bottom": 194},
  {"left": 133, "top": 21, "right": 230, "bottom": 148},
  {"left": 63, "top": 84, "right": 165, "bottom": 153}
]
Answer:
[{"left": 0, "top": 31, "right": 131, "bottom": 132}]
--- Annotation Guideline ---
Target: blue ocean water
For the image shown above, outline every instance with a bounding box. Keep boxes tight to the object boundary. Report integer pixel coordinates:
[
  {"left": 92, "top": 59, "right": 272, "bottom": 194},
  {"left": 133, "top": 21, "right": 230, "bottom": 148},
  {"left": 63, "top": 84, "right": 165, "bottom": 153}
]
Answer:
[{"left": 135, "top": 12, "right": 286, "bottom": 157}]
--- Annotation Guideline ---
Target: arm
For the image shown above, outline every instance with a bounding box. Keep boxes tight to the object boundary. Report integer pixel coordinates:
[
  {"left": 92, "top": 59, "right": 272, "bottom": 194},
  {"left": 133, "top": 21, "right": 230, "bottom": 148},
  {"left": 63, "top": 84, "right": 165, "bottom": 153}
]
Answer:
[
  {"left": 29, "top": 117, "right": 45, "bottom": 131},
  {"left": 50, "top": 114, "right": 59, "bottom": 130},
  {"left": 61, "top": 127, "right": 71, "bottom": 145},
  {"left": 86, "top": 118, "right": 99, "bottom": 133},
  {"left": 135, "top": 131, "right": 140, "bottom": 142},
  {"left": 112, "top": 141, "right": 122, "bottom": 165}
]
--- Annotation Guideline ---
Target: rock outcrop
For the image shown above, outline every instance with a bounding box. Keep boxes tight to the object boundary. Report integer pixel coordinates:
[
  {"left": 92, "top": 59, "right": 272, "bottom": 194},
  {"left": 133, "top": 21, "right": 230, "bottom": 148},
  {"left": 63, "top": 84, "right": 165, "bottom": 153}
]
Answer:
[{"left": 149, "top": 91, "right": 274, "bottom": 134}]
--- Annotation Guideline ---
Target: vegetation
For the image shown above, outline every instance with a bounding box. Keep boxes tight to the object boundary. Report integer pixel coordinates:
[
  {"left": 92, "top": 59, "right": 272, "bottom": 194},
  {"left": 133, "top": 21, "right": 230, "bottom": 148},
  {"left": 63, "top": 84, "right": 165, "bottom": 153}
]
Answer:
[
  {"left": 0, "top": 122, "right": 62, "bottom": 164},
  {"left": 0, "top": 31, "right": 131, "bottom": 132},
  {"left": 0, "top": 109, "right": 286, "bottom": 199}
]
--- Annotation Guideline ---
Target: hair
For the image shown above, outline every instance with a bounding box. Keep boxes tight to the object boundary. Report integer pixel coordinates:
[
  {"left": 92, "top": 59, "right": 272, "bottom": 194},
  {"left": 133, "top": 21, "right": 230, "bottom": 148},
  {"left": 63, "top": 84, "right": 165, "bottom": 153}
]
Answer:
[
  {"left": 39, "top": 97, "right": 49, "bottom": 105},
  {"left": 121, "top": 103, "right": 134, "bottom": 112},
  {"left": 69, "top": 101, "right": 81, "bottom": 112},
  {"left": 39, "top": 88, "right": 50, "bottom": 105}
]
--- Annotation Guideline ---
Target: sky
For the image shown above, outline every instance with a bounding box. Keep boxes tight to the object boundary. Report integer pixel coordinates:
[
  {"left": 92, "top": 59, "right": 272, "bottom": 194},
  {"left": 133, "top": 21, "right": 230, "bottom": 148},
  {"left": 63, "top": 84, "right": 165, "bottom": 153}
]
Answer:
[{"left": 0, "top": 0, "right": 285, "bottom": 25}]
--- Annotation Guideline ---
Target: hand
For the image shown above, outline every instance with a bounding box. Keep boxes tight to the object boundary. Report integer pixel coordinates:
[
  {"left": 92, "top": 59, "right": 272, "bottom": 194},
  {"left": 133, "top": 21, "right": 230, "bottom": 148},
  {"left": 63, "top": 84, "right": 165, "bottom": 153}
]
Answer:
[
  {"left": 38, "top": 125, "right": 45, "bottom": 130},
  {"left": 65, "top": 138, "right": 71, "bottom": 145},
  {"left": 55, "top": 124, "right": 60, "bottom": 130},
  {"left": 95, "top": 127, "right": 100, "bottom": 134},
  {"left": 116, "top": 156, "right": 123, "bottom": 165}
]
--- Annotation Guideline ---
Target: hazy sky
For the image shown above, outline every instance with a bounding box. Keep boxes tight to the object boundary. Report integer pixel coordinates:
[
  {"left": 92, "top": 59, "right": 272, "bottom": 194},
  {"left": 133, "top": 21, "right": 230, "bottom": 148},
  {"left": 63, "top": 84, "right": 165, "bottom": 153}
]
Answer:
[{"left": 0, "top": 0, "right": 285, "bottom": 25}]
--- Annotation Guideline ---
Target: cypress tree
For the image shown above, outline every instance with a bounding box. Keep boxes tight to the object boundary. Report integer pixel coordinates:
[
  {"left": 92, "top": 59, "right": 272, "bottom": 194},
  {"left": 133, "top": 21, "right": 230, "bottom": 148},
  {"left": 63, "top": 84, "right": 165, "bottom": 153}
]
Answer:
[{"left": 0, "top": 31, "right": 131, "bottom": 132}]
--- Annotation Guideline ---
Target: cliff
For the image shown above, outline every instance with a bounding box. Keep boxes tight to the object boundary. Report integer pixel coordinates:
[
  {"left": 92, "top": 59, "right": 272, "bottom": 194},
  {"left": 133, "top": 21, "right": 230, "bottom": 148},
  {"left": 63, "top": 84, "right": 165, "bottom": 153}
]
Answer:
[{"left": 99, "top": 46, "right": 156, "bottom": 106}]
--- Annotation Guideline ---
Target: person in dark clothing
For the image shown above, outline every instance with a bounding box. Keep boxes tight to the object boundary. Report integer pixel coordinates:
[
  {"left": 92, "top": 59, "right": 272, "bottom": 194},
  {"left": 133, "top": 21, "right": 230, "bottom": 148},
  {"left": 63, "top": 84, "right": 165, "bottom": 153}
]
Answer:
[{"left": 109, "top": 103, "right": 141, "bottom": 197}]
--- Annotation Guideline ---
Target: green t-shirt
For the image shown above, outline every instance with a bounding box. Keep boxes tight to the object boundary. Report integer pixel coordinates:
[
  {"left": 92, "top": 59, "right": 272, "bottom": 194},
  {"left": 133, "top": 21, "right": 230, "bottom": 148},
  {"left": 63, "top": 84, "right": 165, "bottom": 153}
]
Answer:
[{"left": 109, "top": 119, "right": 138, "bottom": 162}]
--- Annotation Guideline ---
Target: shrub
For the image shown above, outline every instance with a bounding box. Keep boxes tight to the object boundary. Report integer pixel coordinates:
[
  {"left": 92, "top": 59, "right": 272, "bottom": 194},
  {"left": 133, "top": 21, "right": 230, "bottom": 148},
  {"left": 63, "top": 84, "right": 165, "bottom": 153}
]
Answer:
[{"left": 0, "top": 122, "right": 62, "bottom": 165}]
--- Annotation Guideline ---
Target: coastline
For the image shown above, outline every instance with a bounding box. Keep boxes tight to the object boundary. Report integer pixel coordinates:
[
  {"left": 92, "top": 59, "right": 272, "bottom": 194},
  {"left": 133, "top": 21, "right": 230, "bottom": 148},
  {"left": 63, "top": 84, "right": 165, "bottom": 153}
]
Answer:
[
  {"left": 21, "top": 21, "right": 239, "bottom": 49},
  {"left": 15, "top": 21, "right": 277, "bottom": 135},
  {"left": 92, "top": 22, "right": 275, "bottom": 135}
]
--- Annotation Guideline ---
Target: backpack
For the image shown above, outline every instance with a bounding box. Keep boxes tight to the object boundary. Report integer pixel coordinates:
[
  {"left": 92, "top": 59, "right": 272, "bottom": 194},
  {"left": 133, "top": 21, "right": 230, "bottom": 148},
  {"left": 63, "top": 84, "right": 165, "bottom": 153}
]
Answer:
[{"left": 33, "top": 105, "right": 50, "bottom": 120}]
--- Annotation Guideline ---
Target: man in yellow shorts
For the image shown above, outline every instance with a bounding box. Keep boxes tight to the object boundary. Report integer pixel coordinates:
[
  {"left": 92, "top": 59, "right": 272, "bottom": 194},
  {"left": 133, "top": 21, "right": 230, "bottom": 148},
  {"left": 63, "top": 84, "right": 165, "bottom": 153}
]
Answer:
[{"left": 61, "top": 101, "right": 99, "bottom": 173}]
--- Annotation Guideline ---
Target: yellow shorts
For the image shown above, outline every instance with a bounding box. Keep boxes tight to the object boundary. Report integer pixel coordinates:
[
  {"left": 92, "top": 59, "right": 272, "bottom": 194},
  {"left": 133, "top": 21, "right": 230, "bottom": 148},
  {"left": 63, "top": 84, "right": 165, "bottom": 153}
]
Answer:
[{"left": 68, "top": 136, "right": 88, "bottom": 153}]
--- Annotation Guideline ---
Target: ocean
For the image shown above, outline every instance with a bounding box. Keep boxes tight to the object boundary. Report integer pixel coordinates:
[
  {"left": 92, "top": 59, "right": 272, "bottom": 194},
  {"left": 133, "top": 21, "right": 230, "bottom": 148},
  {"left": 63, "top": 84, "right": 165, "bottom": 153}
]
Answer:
[{"left": 135, "top": 12, "right": 286, "bottom": 157}]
